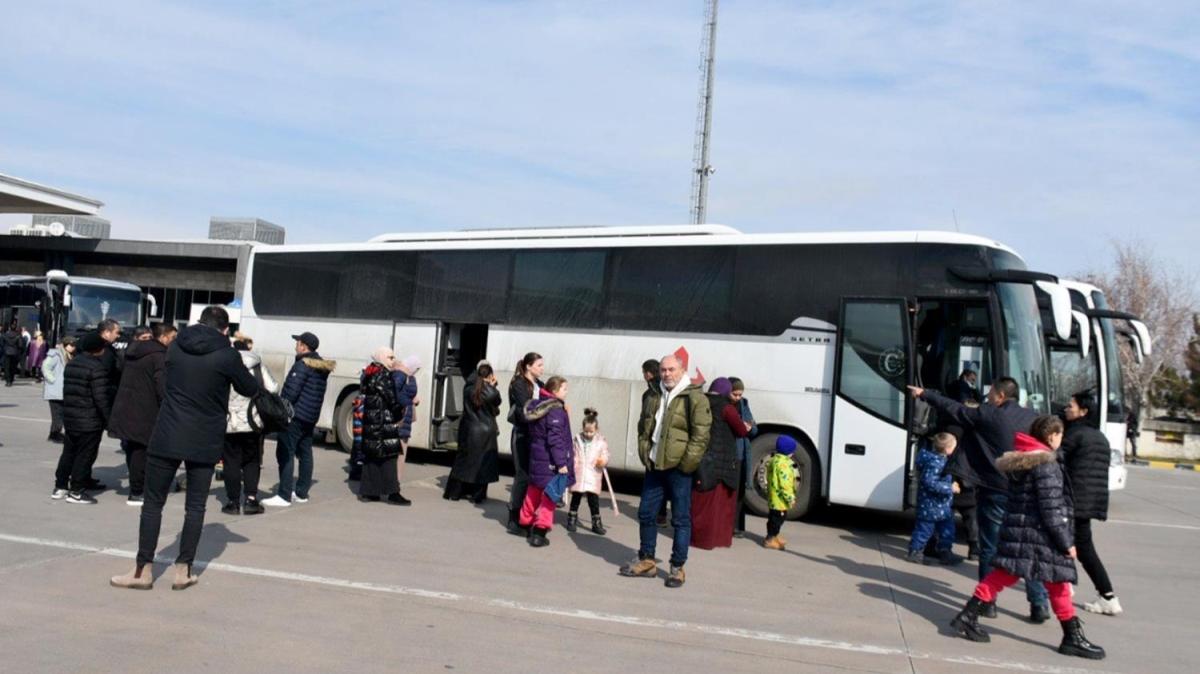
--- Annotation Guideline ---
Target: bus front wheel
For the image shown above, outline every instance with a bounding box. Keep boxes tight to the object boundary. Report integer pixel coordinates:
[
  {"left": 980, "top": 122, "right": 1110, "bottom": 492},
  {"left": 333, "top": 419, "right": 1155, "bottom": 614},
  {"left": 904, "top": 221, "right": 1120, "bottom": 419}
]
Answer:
[{"left": 744, "top": 432, "right": 817, "bottom": 520}]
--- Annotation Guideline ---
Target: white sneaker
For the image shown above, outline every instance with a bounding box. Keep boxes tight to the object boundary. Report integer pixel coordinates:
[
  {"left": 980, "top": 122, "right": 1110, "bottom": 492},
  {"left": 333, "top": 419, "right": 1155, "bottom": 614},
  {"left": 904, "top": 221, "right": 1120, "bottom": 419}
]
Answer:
[
  {"left": 50, "top": 488, "right": 68, "bottom": 500},
  {"left": 261, "top": 495, "right": 291, "bottom": 507},
  {"left": 293, "top": 495, "right": 309, "bottom": 503},
  {"left": 1083, "top": 595, "right": 1123, "bottom": 616}
]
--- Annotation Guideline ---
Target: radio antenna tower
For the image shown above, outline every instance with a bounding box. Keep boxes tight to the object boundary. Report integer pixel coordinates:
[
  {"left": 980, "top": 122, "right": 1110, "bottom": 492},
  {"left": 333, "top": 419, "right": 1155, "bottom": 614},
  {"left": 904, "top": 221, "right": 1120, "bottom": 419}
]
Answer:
[{"left": 689, "top": 0, "right": 719, "bottom": 225}]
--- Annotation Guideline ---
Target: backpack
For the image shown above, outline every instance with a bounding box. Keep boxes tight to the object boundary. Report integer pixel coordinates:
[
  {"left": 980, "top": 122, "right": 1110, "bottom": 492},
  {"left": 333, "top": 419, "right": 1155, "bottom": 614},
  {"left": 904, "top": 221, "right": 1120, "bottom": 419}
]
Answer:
[{"left": 248, "top": 391, "right": 294, "bottom": 434}]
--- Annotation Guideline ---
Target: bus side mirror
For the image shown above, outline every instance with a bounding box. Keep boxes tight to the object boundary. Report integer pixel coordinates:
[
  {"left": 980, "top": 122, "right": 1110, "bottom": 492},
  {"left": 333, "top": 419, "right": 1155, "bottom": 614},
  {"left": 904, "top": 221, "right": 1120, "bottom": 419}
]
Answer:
[
  {"left": 1071, "top": 310, "right": 1090, "bottom": 357},
  {"left": 146, "top": 294, "right": 160, "bottom": 319},
  {"left": 62, "top": 287, "right": 72, "bottom": 308},
  {"left": 1036, "top": 281, "right": 1072, "bottom": 341},
  {"left": 1130, "top": 319, "right": 1152, "bottom": 357}
]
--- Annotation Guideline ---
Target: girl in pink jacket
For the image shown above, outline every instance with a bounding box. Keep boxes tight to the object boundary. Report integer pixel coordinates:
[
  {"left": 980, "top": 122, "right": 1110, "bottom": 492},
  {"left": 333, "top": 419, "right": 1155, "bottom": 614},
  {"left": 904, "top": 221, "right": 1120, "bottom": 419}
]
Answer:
[{"left": 567, "top": 408, "right": 610, "bottom": 536}]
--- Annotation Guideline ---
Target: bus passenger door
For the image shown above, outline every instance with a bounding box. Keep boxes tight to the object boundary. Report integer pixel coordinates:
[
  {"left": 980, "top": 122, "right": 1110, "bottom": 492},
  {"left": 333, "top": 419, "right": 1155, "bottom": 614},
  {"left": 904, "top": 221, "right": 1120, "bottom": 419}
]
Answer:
[
  {"left": 827, "top": 298, "right": 912, "bottom": 510},
  {"left": 429, "top": 323, "right": 488, "bottom": 450}
]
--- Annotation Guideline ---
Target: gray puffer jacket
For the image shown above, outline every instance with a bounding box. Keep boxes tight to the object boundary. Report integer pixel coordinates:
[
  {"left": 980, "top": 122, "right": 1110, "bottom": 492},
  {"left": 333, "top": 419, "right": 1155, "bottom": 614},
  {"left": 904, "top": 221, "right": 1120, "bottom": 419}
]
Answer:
[
  {"left": 226, "top": 351, "right": 279, "bottom": 434},
  {"left": 992, "top": 433, "right": 1077, "bottom": 584}
]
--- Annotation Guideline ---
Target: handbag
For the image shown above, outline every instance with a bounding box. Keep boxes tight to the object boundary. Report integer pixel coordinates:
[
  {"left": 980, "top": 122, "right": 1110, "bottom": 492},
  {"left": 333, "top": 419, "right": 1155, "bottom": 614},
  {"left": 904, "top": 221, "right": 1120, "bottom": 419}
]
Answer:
[{"left": 543, "top": 473, "right": 569, "bottom": 507}]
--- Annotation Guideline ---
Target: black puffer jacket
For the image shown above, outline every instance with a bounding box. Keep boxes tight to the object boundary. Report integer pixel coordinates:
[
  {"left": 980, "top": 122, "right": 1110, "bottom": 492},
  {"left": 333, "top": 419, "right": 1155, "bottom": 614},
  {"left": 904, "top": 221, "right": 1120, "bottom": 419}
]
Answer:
[
  {"left": 1061, "top": 418, "right": 1111, "bottom": 521},
  {"left": 361, "top": 364, "right": 402, "bottom": 460},
  {"left": 992, "top": 435, "right": 1077, "bottom": 584},
  {"left": 62, "top": 352, "right": 114, "bottom": 433},
  {"left": 149, "top": 324, "right": 259, "bottom": 463},
  {"left": 281, "top": 352, "right": 335, "bottom": 425},
  {"left": 695, "top": 394, "right": 740, "bottom": 491},
  {"left": 108, "top": 339, "right": 167, "bottom": 445}
]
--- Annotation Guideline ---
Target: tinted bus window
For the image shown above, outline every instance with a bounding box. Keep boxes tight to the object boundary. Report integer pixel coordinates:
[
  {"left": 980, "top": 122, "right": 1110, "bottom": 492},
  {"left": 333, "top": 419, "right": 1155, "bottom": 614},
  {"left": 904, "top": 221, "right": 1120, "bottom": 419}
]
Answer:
[
  {"left": 414, "top": 250, "right": 511, "bottom": 323},
  {"left": 510, "top": 249, "right": 606, "bottom": 328},
  {"left": 335, "top": 251, "right": 416, "bottom": 320},
  {"left": 607, "top": 246, "right": 733, "bottom": 333},
  {"left": 252, "top": 252, "right": 340, "bottom": 317}
]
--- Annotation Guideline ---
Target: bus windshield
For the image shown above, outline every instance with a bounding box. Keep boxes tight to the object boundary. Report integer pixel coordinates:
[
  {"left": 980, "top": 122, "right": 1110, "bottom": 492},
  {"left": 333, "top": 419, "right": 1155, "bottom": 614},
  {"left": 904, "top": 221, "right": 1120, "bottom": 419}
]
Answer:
[
  {"left": 67, "top": 284, "right": 140, "bottom": 330},
  {"left": 1092, "top": 291, "right": 1126, "bottom": 422},
  {"left": 996, "top": 282, "right": 1050, "bottom": 412}
]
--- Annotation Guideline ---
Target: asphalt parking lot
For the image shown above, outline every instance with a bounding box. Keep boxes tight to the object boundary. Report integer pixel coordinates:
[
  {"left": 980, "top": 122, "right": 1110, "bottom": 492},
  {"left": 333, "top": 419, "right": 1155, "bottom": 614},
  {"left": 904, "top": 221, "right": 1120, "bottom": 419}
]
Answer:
[{"left": 2, "top": 380, "right": 1198, "bottom": 673}]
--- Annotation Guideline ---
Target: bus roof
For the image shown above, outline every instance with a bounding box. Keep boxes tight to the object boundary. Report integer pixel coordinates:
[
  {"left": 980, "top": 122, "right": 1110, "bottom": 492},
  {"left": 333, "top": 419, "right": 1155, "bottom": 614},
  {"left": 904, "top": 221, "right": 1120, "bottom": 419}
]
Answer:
[
  {"left": 0, "top": 273, "right": 141, "bottom": 292},
  {"left": 271, "top": 227, "right": 1022, "bottom": 259}
]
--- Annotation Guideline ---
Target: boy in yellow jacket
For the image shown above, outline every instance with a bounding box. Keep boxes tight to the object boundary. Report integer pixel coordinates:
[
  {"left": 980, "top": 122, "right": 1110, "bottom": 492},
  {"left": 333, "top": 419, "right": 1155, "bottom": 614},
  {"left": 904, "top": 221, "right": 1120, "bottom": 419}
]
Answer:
[{"left": 764, "top": 435, "right": 798, "bottom": 550}]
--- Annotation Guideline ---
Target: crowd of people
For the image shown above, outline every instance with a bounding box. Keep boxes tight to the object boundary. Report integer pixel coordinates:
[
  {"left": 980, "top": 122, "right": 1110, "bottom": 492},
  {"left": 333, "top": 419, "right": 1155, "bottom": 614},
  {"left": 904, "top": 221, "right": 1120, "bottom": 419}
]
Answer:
[
  {"left": 18, "top": 310, "right": 1121, "bottom": 661},
  {"left": 3, "top": 321, "right": 48, "bottom": 387}
]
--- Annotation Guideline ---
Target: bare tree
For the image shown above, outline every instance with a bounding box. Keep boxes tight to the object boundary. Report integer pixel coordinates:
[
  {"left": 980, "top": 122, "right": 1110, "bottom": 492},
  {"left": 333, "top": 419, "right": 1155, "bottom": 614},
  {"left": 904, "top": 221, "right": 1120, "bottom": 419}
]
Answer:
[{"left": 1081, "top": 239, "right": 1198, "bottom": 419}]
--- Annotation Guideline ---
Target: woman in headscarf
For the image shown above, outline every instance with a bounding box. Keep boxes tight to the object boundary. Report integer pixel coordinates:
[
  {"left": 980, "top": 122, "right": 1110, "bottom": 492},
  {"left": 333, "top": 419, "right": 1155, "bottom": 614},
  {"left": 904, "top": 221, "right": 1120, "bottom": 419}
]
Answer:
[
  {"left": 690, "top": 377, "right": 749, "bottom": 549},
  {"left": 444, "top": 361, "right": 502, "bottom": 503},
  {"left": 359, "top": 347, "right": 406, "bottom": 505}
]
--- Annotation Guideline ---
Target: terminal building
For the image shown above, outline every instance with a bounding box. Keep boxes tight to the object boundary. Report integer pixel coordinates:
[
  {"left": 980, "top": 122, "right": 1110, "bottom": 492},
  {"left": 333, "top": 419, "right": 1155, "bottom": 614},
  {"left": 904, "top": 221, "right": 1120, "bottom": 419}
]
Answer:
[{"left": 1, "top": 172, "right": 269, "bottom": 329}]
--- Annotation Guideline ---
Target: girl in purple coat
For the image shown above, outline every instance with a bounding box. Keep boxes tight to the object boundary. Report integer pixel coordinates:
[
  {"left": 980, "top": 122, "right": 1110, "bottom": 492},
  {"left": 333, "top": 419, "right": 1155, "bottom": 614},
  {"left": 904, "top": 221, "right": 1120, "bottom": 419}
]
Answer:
[{"left": 519, "top": 376, "right": 574, "bottom": 548}]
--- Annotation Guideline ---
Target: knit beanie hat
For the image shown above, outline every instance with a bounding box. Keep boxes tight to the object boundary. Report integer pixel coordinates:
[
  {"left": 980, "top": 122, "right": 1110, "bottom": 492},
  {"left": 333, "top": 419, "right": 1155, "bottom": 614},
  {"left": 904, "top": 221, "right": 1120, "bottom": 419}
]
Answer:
[{"left": 775, "top": 435, "right": 798, "bottom": 455}]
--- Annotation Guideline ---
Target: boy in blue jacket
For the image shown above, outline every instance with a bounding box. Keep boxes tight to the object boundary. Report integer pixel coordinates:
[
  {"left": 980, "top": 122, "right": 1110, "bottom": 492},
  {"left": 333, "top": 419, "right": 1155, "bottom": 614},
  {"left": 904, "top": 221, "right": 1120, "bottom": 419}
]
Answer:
[{"left": 907, "top": 432, "right": 964, "bottom": 566}]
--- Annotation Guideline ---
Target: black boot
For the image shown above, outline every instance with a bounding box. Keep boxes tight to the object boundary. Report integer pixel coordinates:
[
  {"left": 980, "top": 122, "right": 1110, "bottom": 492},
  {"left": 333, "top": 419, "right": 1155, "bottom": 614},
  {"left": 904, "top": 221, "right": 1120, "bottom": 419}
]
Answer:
[
  {"left": 1030, "top": 602, "right": 1052, "bottom": 624},
  {"left": 507, "top": 510, "right": 529, "bottom": 537},
  {"left": 1058, "top": 617, "right": 1105, "bottom": 660},
  {"left": 565, "top": 512, "right": 578, "bottom": 533},
  {"left": 950, "top": 596, "right": 991, "bottom": 642},
  {"left": 967, "top": 542, "right": 979, "bottom": 561},
  {"left": 591, "top": 514, "right": 607, "bottom": 536},
  {"left": 528, "top": 528, "right": 550, "bottom": 548},
  {"left": 981, "top": 600, "right": 998, "bottom": 619}
]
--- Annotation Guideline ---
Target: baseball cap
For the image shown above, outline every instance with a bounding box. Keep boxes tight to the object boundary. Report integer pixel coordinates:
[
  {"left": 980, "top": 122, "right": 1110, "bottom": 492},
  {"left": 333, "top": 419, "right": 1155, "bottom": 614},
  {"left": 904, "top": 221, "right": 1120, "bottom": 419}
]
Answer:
[{"left": 291, "top": 332, "right": 320, "bottom": 351}]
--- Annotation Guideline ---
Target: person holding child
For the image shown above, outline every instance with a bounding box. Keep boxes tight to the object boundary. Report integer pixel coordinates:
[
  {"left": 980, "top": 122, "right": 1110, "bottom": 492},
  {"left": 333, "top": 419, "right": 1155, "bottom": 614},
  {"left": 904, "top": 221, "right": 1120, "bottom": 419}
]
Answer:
[
  {"left": 907, "top": 432, "right": 964, "bottom": 565},
  {"left": 691, "top": 377, "right": 749, "bottom": 550},
  {"left": 949, "top": 415, "right": 1106, "bottom": 660},
  {"left": 566, "top": 407, "right": 609, "bottom": 535},
  {"left": 520, "top": 376, "right": 573, "bottom": 548},
  {"left": 763, "top": 435, "right": 798, "bottom": 550}
]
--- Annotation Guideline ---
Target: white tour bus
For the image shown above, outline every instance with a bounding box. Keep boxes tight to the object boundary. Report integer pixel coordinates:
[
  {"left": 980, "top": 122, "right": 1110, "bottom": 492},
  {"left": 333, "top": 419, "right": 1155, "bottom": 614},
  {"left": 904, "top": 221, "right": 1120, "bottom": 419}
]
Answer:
[
  {"left": 1041, "top": 279, "right": 1151, "bottom": 490},
  {"left": 1, "top": 270, "right": 156, "bottom": 346},
  {"left": 238, "top": 226, "right": 1072, "bottom": 518}
]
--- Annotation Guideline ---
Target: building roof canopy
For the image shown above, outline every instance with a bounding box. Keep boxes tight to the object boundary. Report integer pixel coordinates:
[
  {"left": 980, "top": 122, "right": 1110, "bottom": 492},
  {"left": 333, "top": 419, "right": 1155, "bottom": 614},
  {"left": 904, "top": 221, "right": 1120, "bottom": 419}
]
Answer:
[{"left": 0, "top": 173, "right": 103, "bottom": 215}]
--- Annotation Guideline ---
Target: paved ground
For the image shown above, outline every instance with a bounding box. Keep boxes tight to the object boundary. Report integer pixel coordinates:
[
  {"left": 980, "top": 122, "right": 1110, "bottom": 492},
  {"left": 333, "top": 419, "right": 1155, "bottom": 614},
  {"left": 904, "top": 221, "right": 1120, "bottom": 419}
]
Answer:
[{"left": 2, "top": 380, "right": 1198, "bottom": 674}]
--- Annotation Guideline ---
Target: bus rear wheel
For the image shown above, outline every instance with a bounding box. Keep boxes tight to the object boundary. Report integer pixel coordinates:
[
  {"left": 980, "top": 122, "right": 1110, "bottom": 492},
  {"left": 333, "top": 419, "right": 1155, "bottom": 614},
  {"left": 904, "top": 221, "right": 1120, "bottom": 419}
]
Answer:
[
  {"left": 744, "top": 432, "right": 816, "bottom": 520},
  {"left": 333, "top": 392, "right": 357, "bottom": 454}
]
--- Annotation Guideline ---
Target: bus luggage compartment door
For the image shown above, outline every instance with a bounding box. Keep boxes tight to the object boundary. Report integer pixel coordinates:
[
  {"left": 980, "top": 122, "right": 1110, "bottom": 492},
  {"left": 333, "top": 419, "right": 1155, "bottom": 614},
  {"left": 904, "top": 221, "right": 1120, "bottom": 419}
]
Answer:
[{"left": 827, "top": 298, "right": 912, "bottom": 510}]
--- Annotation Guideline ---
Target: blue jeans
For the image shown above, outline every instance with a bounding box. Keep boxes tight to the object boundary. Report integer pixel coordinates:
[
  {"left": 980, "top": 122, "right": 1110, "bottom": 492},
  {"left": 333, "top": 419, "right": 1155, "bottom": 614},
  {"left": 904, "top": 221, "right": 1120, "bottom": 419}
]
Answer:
[
  {"left": 978, "top": 488, "right": 1049, "bottom": 606},
  {"left": 637, "top": 468, "right": 693, "bottom": 567},
  {"left": 910, "top": 518, "right": 955, "bottom": 554},
  {"left": 277, "top": 420, "right": 315, "bottom": 500}
]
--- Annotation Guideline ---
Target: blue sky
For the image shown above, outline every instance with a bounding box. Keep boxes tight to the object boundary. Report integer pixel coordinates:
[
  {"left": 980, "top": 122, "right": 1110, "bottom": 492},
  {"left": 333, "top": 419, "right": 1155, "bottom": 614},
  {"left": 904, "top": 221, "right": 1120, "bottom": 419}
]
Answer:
[{"left": 1, "top": 0, "right": 1197, "bottom": 280}]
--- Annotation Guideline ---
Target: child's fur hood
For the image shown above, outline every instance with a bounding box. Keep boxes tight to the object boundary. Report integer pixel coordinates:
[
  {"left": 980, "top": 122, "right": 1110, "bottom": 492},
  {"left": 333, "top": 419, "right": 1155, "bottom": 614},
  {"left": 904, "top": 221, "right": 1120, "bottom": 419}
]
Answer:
[
  {"left": 524, "top": 396, "right": 564, "bottom": 422},
  {"left": 995, "top": 449, "right": 1057, "bottom": 473}
]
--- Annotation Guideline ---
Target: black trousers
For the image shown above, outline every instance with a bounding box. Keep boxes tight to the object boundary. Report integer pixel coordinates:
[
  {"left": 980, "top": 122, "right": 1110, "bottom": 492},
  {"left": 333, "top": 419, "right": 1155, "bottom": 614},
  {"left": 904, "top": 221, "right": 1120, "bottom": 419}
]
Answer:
[
  {"left": 137, "top": 455, "right": 214, "bottom": 568},
  {"left": 55, "top": 430, "right": 101, "bottom": 491},
  {"left": 1075, "top": 518, "right": 1114, "bottom": 596},
  {"left": 48, "top": 400, "right": 64, "bottom": 436},
  {"left": 3, "top": 355, "right": 17, "bottom": 385},
  {"left": 508, "top": 430, "right": 531, "bottom": 513},
  {"left": 124, "top": 440, "right": 148, "bottom": 496},
  {"left": 957, "top": 504, "right": 979, "bottom": 545},
  {"left": 569, "top": 491, "right": 601, "bottom": 517},
  {"left": 767, "top": 509, "right": 786, "bottom": 538},
  {"left": 222, "top": 433, "right": 263, "bottom": 503}
]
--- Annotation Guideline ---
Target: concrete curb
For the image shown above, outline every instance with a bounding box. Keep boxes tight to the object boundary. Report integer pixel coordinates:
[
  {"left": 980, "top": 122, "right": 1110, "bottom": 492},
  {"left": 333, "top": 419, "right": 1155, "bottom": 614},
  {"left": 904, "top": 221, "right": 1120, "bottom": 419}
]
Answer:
[{"left": 1130, "top": 459, "right": 1198, "bottom": 471}]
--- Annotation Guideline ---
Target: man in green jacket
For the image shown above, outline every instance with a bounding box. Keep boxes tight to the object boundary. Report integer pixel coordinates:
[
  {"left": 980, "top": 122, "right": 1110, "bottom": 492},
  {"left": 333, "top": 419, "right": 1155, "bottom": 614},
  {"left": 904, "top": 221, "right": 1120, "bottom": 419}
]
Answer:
[{"left": 620, "top": 354, "right": 711, "bottom": 588}]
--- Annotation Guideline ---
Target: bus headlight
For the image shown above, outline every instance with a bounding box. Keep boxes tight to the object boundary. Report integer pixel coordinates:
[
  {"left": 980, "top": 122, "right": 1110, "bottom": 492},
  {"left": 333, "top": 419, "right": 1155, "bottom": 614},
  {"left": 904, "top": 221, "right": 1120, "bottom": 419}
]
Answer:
[{"left": 1110, "top": 449, "right": 1124, "bottom": 466}]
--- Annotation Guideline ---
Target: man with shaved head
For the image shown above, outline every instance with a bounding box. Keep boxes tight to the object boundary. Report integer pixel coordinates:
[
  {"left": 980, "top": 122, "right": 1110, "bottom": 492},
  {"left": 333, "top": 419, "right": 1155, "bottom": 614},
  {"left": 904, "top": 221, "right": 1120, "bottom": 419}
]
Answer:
[{"left": 620, "top": 353, "right": 712, "bottom": 588}]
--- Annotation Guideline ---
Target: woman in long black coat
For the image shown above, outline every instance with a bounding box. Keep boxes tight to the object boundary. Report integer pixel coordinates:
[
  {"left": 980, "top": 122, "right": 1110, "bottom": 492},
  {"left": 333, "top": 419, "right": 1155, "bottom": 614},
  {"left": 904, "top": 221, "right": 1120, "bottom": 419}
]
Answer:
[
  {"left": 445, "top": 363, "right": 502, "bottom": 503},
  {"left": 359, "top": 348, "right": 406, "bottom": 505}
]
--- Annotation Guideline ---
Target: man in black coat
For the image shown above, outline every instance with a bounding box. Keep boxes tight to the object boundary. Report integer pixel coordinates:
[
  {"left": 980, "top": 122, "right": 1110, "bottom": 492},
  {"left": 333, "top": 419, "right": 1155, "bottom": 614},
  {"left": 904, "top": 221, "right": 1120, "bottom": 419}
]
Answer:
[
  {"left": 108, "top": 324, "right": 172, "bottom": 506},
  {"left": 53, "top": 333, "right": 113, "bottom": 504},
  {"left": 909, "top": 376, "right": 1051, "bottom": 621},
  {"left": 111, "top": 307, "right": 259, "bottom": 591},
  {"left": 2, "top": 322, "right": 21, "bottom": 386}
]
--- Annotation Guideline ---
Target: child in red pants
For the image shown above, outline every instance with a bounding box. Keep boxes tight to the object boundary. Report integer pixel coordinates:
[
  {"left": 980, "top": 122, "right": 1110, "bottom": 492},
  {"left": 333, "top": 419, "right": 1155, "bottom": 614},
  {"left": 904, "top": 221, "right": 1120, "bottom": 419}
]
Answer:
[
  {"left": 518, "top": 376, "right": 574, "bottom": 548},
  {"left": 950, "top": 415, "right": 1105, "bottom": 660}
]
